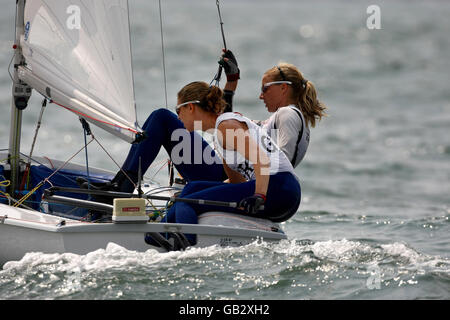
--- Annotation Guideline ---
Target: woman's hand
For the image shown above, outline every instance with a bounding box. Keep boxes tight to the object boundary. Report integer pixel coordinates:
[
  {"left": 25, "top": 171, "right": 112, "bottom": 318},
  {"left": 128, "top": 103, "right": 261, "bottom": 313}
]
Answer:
[
  {"left": 239, "top": 193, "right": 266, "bottom": 214},
  {"left": 219, "top": 49, "right": 240, "bottom": 82}
]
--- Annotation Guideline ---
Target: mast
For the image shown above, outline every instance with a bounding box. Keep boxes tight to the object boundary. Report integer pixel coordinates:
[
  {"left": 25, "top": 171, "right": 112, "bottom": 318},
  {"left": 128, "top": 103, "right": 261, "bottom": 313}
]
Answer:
[{"left": 8, "top": 0, "right": 32, "bottom": 196}]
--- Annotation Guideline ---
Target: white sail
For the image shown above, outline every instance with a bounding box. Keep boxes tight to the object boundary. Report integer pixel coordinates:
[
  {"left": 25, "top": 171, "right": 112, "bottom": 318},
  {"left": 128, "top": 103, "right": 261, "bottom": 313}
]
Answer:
[{"left": 18, "top": 0, "right": 141, "bottom": 143}]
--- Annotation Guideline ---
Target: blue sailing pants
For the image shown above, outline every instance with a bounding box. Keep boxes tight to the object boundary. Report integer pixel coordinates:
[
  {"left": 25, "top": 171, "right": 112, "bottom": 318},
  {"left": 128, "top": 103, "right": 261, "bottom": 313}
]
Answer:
[
  {"left": 122, "top": 108, "right": 227, "bottom": 182},
  {"left": 163, "top": 172, "right": 301, "bottom": 244}
]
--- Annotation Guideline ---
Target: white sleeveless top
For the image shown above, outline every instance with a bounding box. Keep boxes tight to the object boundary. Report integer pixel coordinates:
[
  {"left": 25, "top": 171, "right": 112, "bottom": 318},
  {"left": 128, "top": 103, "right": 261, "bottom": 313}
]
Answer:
[
  {"left": 213, "top": 112, "right": 295, "bottom": 181},
  {"left": 261, "top": 105, "right": 310, "bottom": 168}
]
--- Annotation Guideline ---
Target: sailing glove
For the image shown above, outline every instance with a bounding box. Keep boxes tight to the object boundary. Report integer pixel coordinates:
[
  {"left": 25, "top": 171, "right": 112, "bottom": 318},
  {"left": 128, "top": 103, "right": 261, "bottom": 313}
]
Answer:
[
  {"left": 238, "top": 193, "right": 266, "bottom": 214},
  {"left": 219, "top": 49, "right": 240, "bottom": 81}
]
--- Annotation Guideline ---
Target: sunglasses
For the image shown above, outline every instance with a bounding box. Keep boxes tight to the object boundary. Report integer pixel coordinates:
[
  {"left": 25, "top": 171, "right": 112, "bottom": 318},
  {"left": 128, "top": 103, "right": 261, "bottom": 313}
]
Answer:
[
  {"left": 175, "top": 100, "right": 200, "bottom": 115},
  {"left": 261, "top": 81, "right": 292, "bottom": 94}
]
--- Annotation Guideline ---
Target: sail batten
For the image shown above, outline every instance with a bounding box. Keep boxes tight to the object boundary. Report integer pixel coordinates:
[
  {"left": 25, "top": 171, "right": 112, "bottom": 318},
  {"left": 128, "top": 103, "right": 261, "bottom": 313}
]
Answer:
[{"left": 20, "top": 0, "right": 140, "bottom": 143}]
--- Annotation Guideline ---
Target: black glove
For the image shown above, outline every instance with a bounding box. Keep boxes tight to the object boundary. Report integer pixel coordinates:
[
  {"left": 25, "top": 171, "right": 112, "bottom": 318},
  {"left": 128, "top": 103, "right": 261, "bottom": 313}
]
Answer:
[
  {"left": 218, "top": 49, "right": 240, "bottom": 81},
  {"left": 238, "top": 193, "right": 266, "bottom": 214}
]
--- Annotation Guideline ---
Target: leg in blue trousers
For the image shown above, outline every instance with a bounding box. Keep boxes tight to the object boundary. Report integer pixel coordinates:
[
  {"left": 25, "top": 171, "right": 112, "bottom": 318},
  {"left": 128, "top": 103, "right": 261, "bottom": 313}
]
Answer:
[
  {"left": 117, "top": 109, "right": 226, "bottom": 192},
  {"left": 162, "top": 172, "right": 301, "bottom": 245}
]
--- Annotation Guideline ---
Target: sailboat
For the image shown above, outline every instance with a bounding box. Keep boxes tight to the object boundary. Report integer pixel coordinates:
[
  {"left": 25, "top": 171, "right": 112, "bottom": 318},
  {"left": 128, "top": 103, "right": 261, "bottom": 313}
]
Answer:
[{"left": 0, "top": 0, "right": 286, "bottom": 267}]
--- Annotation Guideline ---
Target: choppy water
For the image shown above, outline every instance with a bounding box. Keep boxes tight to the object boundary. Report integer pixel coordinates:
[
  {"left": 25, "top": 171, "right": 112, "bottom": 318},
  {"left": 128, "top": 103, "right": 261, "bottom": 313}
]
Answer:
[{"left": 0, "top": 0, "right": 449, "bottom": 300}]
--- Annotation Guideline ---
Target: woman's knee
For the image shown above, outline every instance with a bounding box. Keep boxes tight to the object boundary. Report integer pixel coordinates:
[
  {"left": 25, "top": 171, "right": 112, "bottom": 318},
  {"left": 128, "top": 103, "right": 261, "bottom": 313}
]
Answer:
[{"left": 143, "top": 108, "right": 177, "bottom": 129}]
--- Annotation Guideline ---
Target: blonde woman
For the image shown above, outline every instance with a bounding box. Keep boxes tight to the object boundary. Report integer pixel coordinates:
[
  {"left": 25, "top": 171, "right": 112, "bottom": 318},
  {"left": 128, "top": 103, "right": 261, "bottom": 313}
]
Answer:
[
  {"left": 257, "top": 63, "right": 327, "bottom": 167},
  {"left": 222, "top": 58, "right": 327, "bottom": 168}
]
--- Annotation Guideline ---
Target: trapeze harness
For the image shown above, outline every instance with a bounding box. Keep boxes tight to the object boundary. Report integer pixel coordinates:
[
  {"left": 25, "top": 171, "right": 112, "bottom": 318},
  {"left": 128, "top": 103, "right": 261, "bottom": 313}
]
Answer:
[{"left": 262, "top": 105, "right": 310, "bottom": 168}]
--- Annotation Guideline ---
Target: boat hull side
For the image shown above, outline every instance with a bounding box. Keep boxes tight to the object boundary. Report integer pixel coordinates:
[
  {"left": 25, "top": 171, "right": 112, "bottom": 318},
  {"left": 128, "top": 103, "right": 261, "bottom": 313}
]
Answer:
[{"left": 0, "top": 223, "right": 65, "bottom": 267}]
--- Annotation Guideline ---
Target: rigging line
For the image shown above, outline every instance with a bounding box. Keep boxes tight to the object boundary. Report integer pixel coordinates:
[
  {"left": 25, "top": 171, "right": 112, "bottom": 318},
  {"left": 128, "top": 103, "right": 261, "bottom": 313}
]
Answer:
[
  {"left": 20, "top": 99, "right": 47, "bottom": 190},
  {"left": 80, "top": 118, "right": 92, "bottom": 200},
  {"left": 1, "top": 191, "right": 35, "bottom": 210},
  {"left": 210, "top": 0, "right": 228, "bottom": 87},
  {"left": 216, "top": 0, "right": 227, "bottom": 51},
  {"left": 7, "top": 50, "right": 16, "bottom": 82},
  {"left": 158, "top": 0, "right": 174, "bottom": 183},
  {"left": 126, "top": 0, "right": 139, "bottom": 125},
  {"left": 28, "top": 99, "right": 47, "bottom": 162},
  {"left": 150, "top": 159, "right": 169, "bottom": 182},
  {"left": 158, "top": 0, "right": 168, "bottom": 108},
  {"left": 13, "top": 137, "right": 95, "bottom": 208},
  {"left": 91, "top": 136, "right": 137, "bottom": 190},
  {"left": 17, "top": 151, "right": 84, "bottom": 185}
]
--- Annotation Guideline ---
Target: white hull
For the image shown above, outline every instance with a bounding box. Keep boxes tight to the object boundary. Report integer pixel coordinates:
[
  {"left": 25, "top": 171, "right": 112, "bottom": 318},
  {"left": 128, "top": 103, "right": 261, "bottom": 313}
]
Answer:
[
  {"left": 0, "top": 204, "right": 286, "bottom": 267},
  {"left": 1, "top": 155, "right": 286, "bottom": 267}
]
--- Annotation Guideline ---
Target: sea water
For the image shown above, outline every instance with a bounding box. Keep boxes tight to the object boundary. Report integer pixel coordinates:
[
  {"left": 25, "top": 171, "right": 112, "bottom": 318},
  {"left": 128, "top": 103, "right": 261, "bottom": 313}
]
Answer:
[{"left": 0, "top": 0, "right": 449, "bottom": 300}]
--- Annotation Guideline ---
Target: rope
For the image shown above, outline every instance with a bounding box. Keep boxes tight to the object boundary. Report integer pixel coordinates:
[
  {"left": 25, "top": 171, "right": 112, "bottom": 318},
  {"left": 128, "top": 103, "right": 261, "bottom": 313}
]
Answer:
[
  {"left": 28, "top": 99, "right": 47, "bottom": 162},
  {"left": 1, "top": 179, "right": 35, "bottom": 210},
  {"left": 20, "top": 99, "right": 47, "bottom": 191},
  {"left": 0, "top": 180, "right": 10, "bottom": 188},
  {"left": 81, "top": 119, "right": 92, "bottom": 200},
  {"left": 0, "top": 179, "right": 11, "bottom": 205},
  {"left": 91, "top": 135, "right": 137, "bottom": 190},
  {"left": 210, "top": 0, "right": 228, "bottom": 87},
  {"left": 216, "top": 0, "right": 227, "bottom": 51},
  {"left": 158, "top": 0, "right": 168, "bottom": 109},
  {"left": 13, "top": 137, "right": 95, "bottom": 208},
  {"left": 158, "top": 0, "right": 174, "bottom": 184}
]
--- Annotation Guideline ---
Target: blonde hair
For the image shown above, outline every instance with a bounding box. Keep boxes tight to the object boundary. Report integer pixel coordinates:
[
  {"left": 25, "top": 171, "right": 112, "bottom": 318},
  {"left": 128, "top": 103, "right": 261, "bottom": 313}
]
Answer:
[
  {"left": 177, "top": 81, "right": 227, "bottom": 115},
  {"left": 266, "top": 63, "right": 327, "bottom": 128}
]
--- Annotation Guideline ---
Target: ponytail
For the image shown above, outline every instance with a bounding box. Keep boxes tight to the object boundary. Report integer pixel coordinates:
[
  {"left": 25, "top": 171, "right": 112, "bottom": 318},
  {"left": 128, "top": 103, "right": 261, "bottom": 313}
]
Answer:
[
  {"left": 267, "top": 63, "right": 327, "bottom": 128},
  {"left": 300, "top": 80, "right": 327, "bottom": 128},
  {"left": 178, "top": 81, "right": 227, "bottom": 115},
  {"left": 203, "top": 85, "right": 227, "bottom": 115}
]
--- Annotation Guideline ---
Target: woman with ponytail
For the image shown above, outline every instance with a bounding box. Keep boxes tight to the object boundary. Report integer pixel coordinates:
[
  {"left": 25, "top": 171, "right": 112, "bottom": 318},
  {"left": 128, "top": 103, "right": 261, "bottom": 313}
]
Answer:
[
  {"left": 102, "top": 51, "right": 240, "bottom": 193},
  {"left": 218, "top": 54, "right": 326, "bottom": 168},
  {"left": 257, "top": 63, "right": 327, "bottom": 168},
  {"left": 105, "top": 88, "right": 228, "bottom": 194}
]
